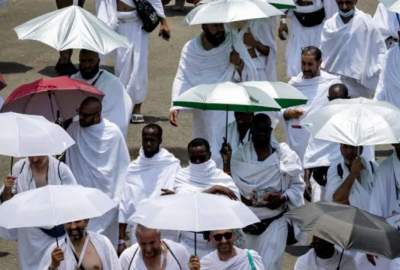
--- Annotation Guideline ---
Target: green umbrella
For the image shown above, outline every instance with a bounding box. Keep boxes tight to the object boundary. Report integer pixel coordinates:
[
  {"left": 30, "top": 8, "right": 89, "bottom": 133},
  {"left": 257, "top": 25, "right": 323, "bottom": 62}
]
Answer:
[
  {"left": 173, "top": 81, "right": 282, "bottom": 140},
  {"left": 268, "top": 0, "right": 296, "bottom": 9},
  {"left": 240, "top": 81, "right": 308, "bottom": 108}
]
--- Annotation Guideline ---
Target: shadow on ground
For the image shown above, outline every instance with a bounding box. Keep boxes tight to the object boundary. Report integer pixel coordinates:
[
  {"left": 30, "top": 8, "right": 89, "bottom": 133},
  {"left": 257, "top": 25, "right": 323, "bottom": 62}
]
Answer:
[{"left": 0, "top": 62, "right": 32, "bottom": 74}]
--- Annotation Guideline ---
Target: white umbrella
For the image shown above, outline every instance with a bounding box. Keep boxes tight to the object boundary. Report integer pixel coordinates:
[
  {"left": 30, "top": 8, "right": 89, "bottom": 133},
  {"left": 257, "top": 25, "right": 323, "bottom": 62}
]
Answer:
[
  {"left": 379, "top": 0, "right": 400, "bottom": 13},
  {"left": 0, "top": 112, "right": 75, "bottom": 157},
  {"left": 185, "top": 0, "right": 283, "bottom": 25},
  {"left": 240, "top": 81, "right": 308, "bottom": 108},
  {"left": 301, "top": 98, "right": 400, "bottom": 146},
  {"left": 14, "top": 6, "right": 130, "bottom": 54},
  {"left": 132, "top": 193, "right": 260, "bottom": 232},
  {"left": 0, "top": 185, "right": 116, "bottom": 229}
]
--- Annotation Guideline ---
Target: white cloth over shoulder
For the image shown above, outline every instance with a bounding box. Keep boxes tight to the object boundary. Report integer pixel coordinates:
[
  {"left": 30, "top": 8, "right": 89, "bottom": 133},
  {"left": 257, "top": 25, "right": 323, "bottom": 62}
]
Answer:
[
  {"left": 229, "top": 18, "right": 277, "bottom": 81},
  {"left": 374, "top": 45, "right": 400, "bottom": 108},
  {"left": 287, "top": 71, "right": 340, "bottom": 161},
  {"left": 321, "top": 9, "right": 386, "bottom": 97},
  {"left": 72, "top": 70, "right": 132, "bottom": 137},
  {"left": 373, "top": 3, "right": 400, "bottom": 41},
  {"left": 119, "top": 239, "right": 190, "bottom": 270},
  {"left": 66, "top": 119, "right": 130, "bottom": 245},
  {"left": 294, "top": 249, "right": 358, "bottom": 270},
  {"left": 38, "top": 231, "right": 121, "bottom": 270},
  {"left": 95, "top": 0, "right": 118, "bottom": 29},
  {"left": 0, "top": 156, "right": 76, "bottom": 270},
  {"left": 119, "top": 148, "right": 180, "bottom": 224},
  {"left": 325, "top": 157, "right": 377, "bottom": 211},
  {"left": 201, "top": 247, "right": 264, "bottom": 270}
]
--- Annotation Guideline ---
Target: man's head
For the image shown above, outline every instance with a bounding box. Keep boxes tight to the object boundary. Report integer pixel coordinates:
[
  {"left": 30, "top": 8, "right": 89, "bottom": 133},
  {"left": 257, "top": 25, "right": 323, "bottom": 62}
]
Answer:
[
  {"left": 340, "top": 144, "right": 362, "bottom": 163},
  {"left": 79, "top": 49, "right": 100, "bottom": 80},
  {"left": 311, "top": 236, "right": 335, "bottom": 259},
  {"left": 201, "top": 24, "right": 226, "bottom": 47},
  {"left": 142, "top": 124, "right": 163, "bottom": 158},
  {"left": 234, "top": 112, "right": 254, "bottom": 131},
  {"left": 209, "top": 229, "right": 235, "bottom": 256},
  {"left": 78, "top": 97, "right": 102, "bottom": 128},
  {"left": 328, "top": 83, "right": 350, "bottom": 101},
  {"left": 301, "top": 46, "right": 322, "bottom": 79},
  {"left": 28, "top": 156, "right": 48, "bottom": 167},
  {"left": 188, "top": 138, "right": 211, "bottom": 164},
  {"left": 135, "top": 224, "right": 162, "bottom": 259},
  {"left": 65, "top": 219, "right": 89, "bottom": 242},
  {"left": 251, "top": 114, "right": 272, "bottom": 149},
  {"left": 336, "top": 0, "right": 357, "bottom": 16}
]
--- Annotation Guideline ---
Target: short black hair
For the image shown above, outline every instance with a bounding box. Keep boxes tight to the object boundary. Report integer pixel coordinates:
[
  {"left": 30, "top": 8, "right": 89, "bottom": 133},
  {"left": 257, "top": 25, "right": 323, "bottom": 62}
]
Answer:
[
  {"left": 329, "top": 83, "right": 349, "bottom": 98},
  {"left": 142, "top": 123, "right": 163, "bottom": 139},
  {"left": 80, "top": 96, "right": 102, "bottom": 111},
  {"left": 252, "top": 113, "right": 272, "bottom": 130},
  {"left": 188, "top": 138, "right": 210, "bottom": 153},
  {"left": 79, "top": 49, "right": 99, "bottom": 58},
  {"left": 301, "top": 46, "right": 322, "bottom": 62}
]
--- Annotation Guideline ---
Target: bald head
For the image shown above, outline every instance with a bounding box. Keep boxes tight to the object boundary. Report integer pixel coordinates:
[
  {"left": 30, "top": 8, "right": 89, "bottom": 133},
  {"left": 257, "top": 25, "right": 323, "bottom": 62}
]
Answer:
[{"left": 328, "top": 83, "right": 349, "bottom": 101}]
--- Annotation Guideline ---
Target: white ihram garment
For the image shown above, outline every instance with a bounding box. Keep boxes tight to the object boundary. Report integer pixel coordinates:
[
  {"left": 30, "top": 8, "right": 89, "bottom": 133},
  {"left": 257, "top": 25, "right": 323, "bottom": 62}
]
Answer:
[
  {"left": 373, "top": 3, "right": 400, "bottom": 42},
  {"left": 201, "top": 247, "right": 265, "bottom": 270},
  {"left": 294, "top": 249, "right": 358, "bottom": 270}
]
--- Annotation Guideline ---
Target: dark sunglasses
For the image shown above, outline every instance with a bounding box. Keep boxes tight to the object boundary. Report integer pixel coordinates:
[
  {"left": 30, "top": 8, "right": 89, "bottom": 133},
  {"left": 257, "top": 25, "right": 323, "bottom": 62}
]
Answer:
[{"left": 213, "top": 232, "right": 233, "bottom": 242}]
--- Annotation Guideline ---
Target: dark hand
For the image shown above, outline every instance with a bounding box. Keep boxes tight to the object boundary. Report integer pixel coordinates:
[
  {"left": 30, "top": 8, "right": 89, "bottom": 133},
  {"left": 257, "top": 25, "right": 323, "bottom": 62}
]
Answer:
[
  {"left": 51, "top": 247, "right": 64, "bottom": 268},
  {"left": 204, "top": 185, "right": 238, "bottom": 200},
  {"left": 243, "top": 29, "right": 258, "bottom": 48},
  {"left": 264, "top": 192, "right": 286, "bottom": 209},
  {"left": 278, "top": 21, "right": 288, "bottom": 40},
  {"left": 220, "top": 141, "right": 232, "bottom": 162}
]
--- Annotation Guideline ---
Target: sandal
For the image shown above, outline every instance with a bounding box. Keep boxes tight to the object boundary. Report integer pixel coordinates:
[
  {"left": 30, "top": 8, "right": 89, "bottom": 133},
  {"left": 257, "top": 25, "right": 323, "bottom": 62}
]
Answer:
[{"left": 131, "top": 114, "right": 145, "bottom": 124}]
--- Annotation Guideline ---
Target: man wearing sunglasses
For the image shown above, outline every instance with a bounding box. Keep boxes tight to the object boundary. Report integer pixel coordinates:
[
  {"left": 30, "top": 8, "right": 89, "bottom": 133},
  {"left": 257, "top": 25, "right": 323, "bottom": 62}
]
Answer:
[
  {"left": 189, "top": 229, "right": 264, "bottom": 270},
  {"left": 228, "top": 114, "right": 305, "bottom": 270}
]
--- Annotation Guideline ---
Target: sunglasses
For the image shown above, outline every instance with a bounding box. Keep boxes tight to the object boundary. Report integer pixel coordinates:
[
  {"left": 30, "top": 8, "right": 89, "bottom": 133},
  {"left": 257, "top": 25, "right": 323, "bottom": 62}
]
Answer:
[{"left": 212, "top": 232, "right": 233, "bottom": 242}]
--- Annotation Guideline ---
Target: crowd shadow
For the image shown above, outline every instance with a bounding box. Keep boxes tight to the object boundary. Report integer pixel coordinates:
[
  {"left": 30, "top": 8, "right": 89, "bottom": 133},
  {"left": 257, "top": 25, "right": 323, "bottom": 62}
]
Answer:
[
  {"left": 38, "top": 65, "right": 114, "bottom": 77},
  {"left": 164, "top": 5, "right": 194, "bottom": 17},
  {"left": 0, "top": 251, "right": 10, "bottom": 258},
  {"left": 143, "top": 115, "right": 169, "bottom": 124},
  {"left": 0, "top": 62, "right": 33, "bottom": 74}
]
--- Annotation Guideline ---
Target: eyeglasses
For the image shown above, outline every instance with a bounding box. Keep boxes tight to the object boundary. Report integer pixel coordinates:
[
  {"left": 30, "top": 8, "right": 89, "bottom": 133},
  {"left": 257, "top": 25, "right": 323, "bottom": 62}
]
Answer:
[{"left": 212, "top": 232, "right": 233, "bottom": 242}]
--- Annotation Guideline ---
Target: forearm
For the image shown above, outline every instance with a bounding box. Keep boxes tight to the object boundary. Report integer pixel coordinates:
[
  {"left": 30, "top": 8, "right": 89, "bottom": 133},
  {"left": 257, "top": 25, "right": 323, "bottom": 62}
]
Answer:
[
  {"left": 119, "top": 223, "right": 128, "bottom": 240},
  {"left": 254, "top": 41, "right": 270, "bottom": 56},
  {"left": 332, "top": 175, "right": 356, "bottom": 204},
  {"left": 0, "top": 189, "right": 13, "bottom": 202}
]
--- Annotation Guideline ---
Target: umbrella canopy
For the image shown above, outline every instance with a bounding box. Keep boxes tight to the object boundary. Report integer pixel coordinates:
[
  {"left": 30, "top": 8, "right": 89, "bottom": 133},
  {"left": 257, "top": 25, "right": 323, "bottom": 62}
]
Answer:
[
  {"left": 301, "top": 97, "right": 400, "bottom": 146},
  {"left": 186, "top": 0, "right": 283, "bottom": 25},
  {"left": 0, "top": 112, "right": 75, "bottom": 157},
  {"left": 240, "top": 81, "right": 308, "bottom": 108},
  {"left": 268, "top": 0, "right": 295, "bottom": 9},
  {"left": 173, "top": 81, "right": 282, "bottom": 112},
  {"left": 0, "top": 185, "right": 116, "bottom": 229},
  {"left": 14, "top": 6, "right": 130, "bottom": 54},
  {"left": 132, "top": 193, "right": 260, "bottom": 232},
  {"left": 379, "top": 0, "right": 400, "bottom": 12},
  {"left": 1, "top": 76, "right": 104, "bottom": 122},
  {"left": 0, "top": 74, "right": 6, "bottom": 90},
  {"left": 285, "top": 202, "right": 400, "bottom": 259}
]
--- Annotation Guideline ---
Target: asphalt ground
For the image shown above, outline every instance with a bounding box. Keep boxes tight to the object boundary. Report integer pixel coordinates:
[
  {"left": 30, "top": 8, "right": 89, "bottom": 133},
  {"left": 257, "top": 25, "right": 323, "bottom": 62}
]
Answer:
[{"left": 0, "top": 0, "right": 379, "bottom": 268}]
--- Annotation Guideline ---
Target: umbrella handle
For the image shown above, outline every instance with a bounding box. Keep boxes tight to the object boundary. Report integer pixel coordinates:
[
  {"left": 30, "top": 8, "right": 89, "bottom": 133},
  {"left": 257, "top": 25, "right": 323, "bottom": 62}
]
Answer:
[
  {"left": 194, "top": 232, "right": 197, "bottom": 256},
  {"left": 56, "top": 236, "right": 59, "bottom": 247},
  {"left": 336, "top": 248, "right": 344, "bottom": 270},
  {"left": 9, "top": 157, "right": 13, "bottom": 175}
]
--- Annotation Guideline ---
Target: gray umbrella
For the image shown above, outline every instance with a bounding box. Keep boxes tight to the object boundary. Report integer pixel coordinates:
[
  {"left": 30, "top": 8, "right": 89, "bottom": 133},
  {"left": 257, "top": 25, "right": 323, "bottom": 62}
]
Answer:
[{"left": 285, "top": 202, "right": 400, "bottom": 259}]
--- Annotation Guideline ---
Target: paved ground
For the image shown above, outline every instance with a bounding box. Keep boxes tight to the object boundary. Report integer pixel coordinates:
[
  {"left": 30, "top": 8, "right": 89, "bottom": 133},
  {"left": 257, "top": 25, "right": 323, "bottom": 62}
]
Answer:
[{"left": 0, "top": 0, "right": 378, "bottom": 268}]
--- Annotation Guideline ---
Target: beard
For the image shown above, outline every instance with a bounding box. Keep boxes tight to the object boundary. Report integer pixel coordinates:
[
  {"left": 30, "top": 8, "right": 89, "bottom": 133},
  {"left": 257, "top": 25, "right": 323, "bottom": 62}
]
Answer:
[
  {"left": 203, "top": 29, "right": 226, "bottom": 47},
  {"left": 67, "top": 228, "right": 86, "bottom": 241},
  {"left": 80, "top": 63, "right": 100, "bottom": 80}
]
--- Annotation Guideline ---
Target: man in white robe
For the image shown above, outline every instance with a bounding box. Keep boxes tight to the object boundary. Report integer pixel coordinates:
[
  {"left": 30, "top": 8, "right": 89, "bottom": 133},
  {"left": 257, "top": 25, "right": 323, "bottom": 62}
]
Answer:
[
  {"left": 115, "top": 0, "right": 170, "bottom": 123},
  {"left": 373, "top": 3, "right": 400, "bottom": 48},
  {"left": 118, "top": 124, "right": 180, "bottom": 254},
  {"left": 294, "top": 236, "right": 358, "bottom": 270},
  {"left": 0, "top": 156, "right": 76, "bottom": 270},
  {"left": 325, "top": 144, "right": 377, "bottom": 211},
  {"left": 120, "top": 224, "right": 190, "bottom": 270},
  {"left": 170, "top": 24, "right": 255, "bottom": 151},
  {"left": 374, "top": 45, "right": 400, "bottom": 108},
  {"left": 229, "top": 18, "right": 278, "bottom": 81},
  {"left": 66, "top": 97, "right": 131, "bottom": 246},
  {"left": 279, "top": 0, "right": 337, "bottom": 77},
  {"left": 228, "top": 114, "right": 305, "bottom": 270},
  {"left": 39, "top": 219, "right": 121, "bottom": 270},
  {"left": 189, "top": 229, "right": 264, "bottom": 270},
  {"left": 172, "top": 138, "right": 239, "bottom": 257},
  {"left": 320, "top": 0, "right": 386, "bottom": 97},
  {"left": 72, "top": 49, "right": 132, "bottom": 137}
]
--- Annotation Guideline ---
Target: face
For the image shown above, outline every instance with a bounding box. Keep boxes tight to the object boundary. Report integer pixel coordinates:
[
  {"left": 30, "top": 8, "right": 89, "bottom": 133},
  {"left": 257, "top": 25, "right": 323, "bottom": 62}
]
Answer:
[
  {"left": 336, "top": 0, "right": 356, "bottom": 12},
  {"left": 340, "top": 144, "right": 360, "bottom": 163},
  {"left": 28, "top": 156, "right": 48, "bottom": 167},
  {"left": 79, "top": 52, "right": 100, "bottom": 80},
  {"left": 251, "top": 123, "right": 272, "bottom": 149},
  {"left": 202, "top": 24, "right": 226, "bottom": 47},
  {"left": 136, "top": 229, "right": 162, "bottom": 259},
  {"left": 301, "top": 53, "right": 321, "bottom": 79},
  {"left": 210, "top": 230, "right": 235, "bottom": 255},
  {"left": 65, "top": 219, "right": 88, "bottom": 242},
  {"left": 311, "top": 236, "right": 335, "bottom": 259},
  {"left": 78, "top": 102, "right": 101, "bottom": 128},
  {"left": 188, "top": 145, "right": 211, "bottom": 164},
  {"left": 234, "top": 112, "right": 253, "bottom": 130},
  {"left": 142, "top": 127, "right": 161, "bottom": 158}
]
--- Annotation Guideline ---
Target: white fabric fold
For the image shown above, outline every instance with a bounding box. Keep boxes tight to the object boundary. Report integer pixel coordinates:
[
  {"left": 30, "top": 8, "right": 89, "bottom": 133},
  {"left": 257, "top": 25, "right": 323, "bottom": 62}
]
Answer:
[
  {"left": 373, "top": 3, "right": 400, "bottom": 41},
  {"left": 201, "top": 247, "right": 264, "bottom": 270},
  {"left": 294, "top": 249, "right": 358, "bottom": 270},
  {"left": 95, "top": 0, "right": 118, "bottom": 29}
]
